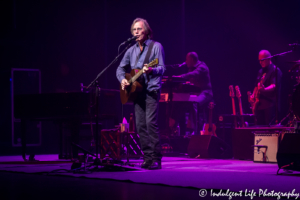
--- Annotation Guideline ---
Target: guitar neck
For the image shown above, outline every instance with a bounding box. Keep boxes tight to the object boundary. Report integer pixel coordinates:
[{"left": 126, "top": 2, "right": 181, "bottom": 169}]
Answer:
[
  {"left": 238, "top": 97, "right": 245, "bottom": 127},
  {"left": 129, "top": 70, "right": 143, "bottom": 84},
  {"left": 238, "top": 98, "right": 243, "bottom": 115},
  {"left": 129, "top": 58, "right": 158, "bottom": 84},
  {"left": 231, "top": 98, "right": 236, "bottom": 115}
]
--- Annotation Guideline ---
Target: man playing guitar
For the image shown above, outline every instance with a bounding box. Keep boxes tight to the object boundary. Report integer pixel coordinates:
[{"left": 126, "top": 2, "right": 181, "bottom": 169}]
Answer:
[
  {"left": 249, "top": 50, "right": 282, "bottom": 125},
  {"left": 116, "top": 18, "right": 165, "bottom": 169}
]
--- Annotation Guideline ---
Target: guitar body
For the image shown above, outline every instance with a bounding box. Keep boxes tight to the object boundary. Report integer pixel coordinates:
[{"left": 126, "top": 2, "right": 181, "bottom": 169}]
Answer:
[
  {"left": 203, "top": 123, "right": 217, "bottom": 136},
  {"left": 120, "top": 69, "right": 143, "bottom": 104},
  {"left": 119, "top": 58, "right": 159, "bottom": 104}
]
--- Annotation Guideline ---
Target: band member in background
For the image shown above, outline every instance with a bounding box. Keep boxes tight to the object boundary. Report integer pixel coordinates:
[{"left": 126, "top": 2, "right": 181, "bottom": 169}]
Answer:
[
  {"left": 171, "top": 52, "right": 213, "bottom": 135},
  {"left": 250, "top": 50, "right": 282, "bottom": 125},
  {"left": 116, "top": 18, "right": 165, "bottom": 170}
]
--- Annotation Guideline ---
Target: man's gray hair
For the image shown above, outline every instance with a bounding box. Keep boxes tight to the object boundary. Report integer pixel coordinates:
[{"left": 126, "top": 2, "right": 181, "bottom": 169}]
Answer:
[{"left": 131, "top": 18, "right": 153, "bottom": 39}]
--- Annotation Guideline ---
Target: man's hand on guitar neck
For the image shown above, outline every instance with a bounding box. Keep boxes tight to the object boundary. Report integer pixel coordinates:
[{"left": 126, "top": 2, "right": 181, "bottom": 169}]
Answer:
[
  {"left": 257, "top": 82, "right": 265, "bottom": 92},
  {"left": 121, "top": 79, "right": 129, "bottom": 90},
  {"left": 142, "top": 64, "right": 153, "bottom": 74}
]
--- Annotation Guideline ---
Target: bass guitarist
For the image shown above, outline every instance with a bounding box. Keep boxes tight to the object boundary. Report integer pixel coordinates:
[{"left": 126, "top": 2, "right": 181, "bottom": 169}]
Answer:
[
  {"left": 249, "top": 50, "right": 282, "bottom": 125},
  {"left": 116, "top": 18, "right": 165, "bottom": 170}
]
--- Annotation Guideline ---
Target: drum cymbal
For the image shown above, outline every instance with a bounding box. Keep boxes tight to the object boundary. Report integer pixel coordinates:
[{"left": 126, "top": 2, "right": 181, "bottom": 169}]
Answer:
[{"left": 287, "top": 60, "right": 300, "bottom": 64}]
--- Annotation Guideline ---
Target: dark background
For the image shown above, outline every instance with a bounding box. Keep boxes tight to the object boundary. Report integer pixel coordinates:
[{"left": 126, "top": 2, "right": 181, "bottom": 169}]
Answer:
[{"left": 1, "top": 0, "right": 300, "bottom": 155}]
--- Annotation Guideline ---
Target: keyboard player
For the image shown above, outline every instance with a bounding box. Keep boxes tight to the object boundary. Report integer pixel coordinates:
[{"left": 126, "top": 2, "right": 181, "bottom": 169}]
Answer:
[{"left": 169, "top": 52, "right": 213, "bottom": 135}]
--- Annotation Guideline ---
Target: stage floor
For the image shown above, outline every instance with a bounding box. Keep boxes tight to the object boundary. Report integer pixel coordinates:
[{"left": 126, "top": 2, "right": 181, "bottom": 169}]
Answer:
[{"left": 0, "top": 155, "right": 300, "bottom": 199}]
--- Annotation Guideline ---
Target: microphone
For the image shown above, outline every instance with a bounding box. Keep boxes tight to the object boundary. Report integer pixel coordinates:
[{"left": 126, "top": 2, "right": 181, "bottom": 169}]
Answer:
[
  {"left": 178, "top": 62, "right": 186, "bottom": 67},
  {"left": 165, "top": 62, "right": 186, "bottom": 68},
  {"left": 120, "top": 36, "right": 138, "bottom": 45}
]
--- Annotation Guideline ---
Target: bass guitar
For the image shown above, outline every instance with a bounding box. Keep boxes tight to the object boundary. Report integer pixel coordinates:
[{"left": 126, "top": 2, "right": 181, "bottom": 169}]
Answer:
[
  {"left": 247, "top": 73, "right": 266, "bottom": 114},
  {"left": 235, "top": 85, "right": 245, "bottom": 127},
  {"left": 229, "top": 85, "right": 237, "bottom": 128},
  {"left": 120, "top": 58, "right": 159, "bottom": 104}
]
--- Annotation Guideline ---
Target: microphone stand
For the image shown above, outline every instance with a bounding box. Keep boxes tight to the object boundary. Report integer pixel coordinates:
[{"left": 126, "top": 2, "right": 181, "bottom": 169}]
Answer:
[{"left": 86, "top": 42, "right": 134, "bottom": 168}]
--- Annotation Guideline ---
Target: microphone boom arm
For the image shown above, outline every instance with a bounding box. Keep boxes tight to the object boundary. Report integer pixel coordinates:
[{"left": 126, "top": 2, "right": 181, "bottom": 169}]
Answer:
[{"left": 87, "top": 42, "right": 133, "bottom": 89}]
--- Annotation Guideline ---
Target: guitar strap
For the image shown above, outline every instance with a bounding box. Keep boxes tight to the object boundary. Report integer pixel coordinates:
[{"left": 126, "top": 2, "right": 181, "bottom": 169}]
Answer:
[
  {"left": 143, "top": 41, "right": 155, "bottom": 65},
  {"left": 143, "top": 41, "right": 155, "bottom": 83},
  {"left": 133, "top": 41, "right": 155, "bottom": 68},
  {"left": 132, "top": 41, "right": 155, "bottom": 84}
]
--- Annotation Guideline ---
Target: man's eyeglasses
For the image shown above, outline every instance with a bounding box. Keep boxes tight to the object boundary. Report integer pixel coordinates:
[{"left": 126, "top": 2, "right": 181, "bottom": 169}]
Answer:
[{"left": 259, "top": 58, "right": 269, "bottom": 62}]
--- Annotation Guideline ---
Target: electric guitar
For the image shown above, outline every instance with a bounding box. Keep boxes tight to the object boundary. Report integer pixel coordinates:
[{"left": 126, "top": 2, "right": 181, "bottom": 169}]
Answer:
[
  {"left": 229, "top": 85, "right": 237, "bottom": 128},
  {"left": 248, "top": 73, "right": 266, "bottom": 114},
  {"left": 120, "top": 58, "right": 159, "bottom": 104},
  {"left": 235, "top": 85, "right": 245, "bottom": 127},
  {"left": 203, "top": 102, "right": 217, "bottom": 136}
]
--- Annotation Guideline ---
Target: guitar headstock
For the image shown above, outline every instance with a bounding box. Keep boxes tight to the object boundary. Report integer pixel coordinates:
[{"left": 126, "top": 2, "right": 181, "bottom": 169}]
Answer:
[
  {"left": 147, "top": 58, "right": 159, "bottom": 68},
  {"left": 208, "top": 102, "right": 215, "bottom": 109},
  {"left": 235, "top": 85, "right": 241, "bottom": 98},
  {"left": 229, "top": 85, "right": 235, "bottom": 98},
  {"left": 258, "top": 73, "right": 267, "bottom": 86}
]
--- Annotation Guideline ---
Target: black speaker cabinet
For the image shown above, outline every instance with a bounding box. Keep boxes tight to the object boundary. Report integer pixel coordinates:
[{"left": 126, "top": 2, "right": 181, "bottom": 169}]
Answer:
[
  {"left": 187, "top": 135, "right": 231, "bottom": 159},
  {"left": 277, "top": 133, "right": 300, "bottom": 171}
]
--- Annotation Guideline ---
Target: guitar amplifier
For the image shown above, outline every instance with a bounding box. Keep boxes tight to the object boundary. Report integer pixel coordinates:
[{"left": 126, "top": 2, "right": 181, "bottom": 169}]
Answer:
[{"left": 253, "top": 131, "right": 280, "bottom": 163}]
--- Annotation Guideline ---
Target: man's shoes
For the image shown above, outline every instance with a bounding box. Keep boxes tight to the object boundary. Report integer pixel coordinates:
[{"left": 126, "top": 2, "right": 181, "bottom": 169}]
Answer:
[
  {"left": 148, "top": 161, "right": 161, "bottom": 170},
  {"left": 141, "top": 160, "right": 152, "bottom": 169}
]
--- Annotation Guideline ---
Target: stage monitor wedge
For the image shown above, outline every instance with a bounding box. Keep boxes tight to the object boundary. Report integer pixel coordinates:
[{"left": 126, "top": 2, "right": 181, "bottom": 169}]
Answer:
[{"left": 277, "top": 133, "right": 300, "bottom": 172}]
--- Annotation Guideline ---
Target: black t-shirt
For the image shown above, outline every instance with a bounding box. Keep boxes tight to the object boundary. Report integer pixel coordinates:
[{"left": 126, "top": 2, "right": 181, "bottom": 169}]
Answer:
[{"left": 255, "top": 64, "right": 282, "bottom": 110}]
